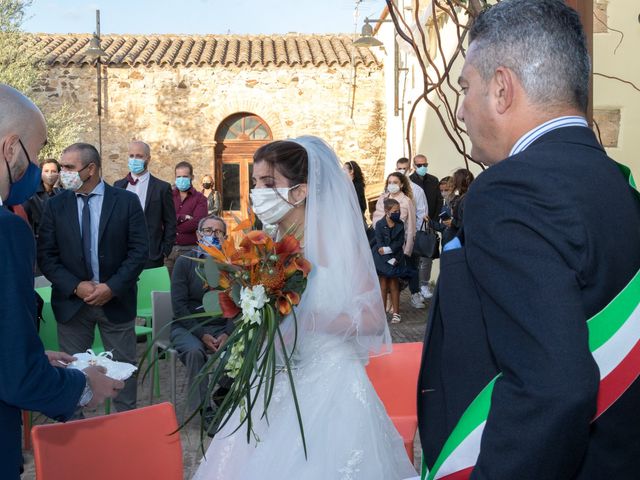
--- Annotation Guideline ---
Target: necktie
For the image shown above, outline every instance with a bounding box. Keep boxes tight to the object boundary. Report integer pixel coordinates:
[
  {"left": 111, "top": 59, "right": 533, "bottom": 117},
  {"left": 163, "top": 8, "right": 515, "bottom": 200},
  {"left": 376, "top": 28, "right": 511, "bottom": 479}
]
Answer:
[
  {"left": 79, "top": 194, "right": 95, "bottom": 280},
  {"left": 126, "top": 173, "right": 139, "bottom": 185}
]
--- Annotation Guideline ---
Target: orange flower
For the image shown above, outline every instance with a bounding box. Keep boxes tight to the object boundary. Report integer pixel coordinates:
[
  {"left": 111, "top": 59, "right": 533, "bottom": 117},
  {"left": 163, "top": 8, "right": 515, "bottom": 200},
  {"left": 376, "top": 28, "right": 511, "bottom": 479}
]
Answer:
[
  {"left": 232, "top": 210, "right": 256, "bottom": 232},
  {"left": 275, "top": 235, "right": 301, "bottom": 259},
  {"left": 276, "top": 291, "right": 301, "bottom": 315},
  {"left": 219, "top": 291, "right": 241, "bottom": 318},
  {"left": 276, "top": 296, "right": 292, "bottom": 316},
  {"left": 199, "top": 242, "right": 227, "bottom": 263},
  {"left": 294, "top": 257, "right": 312, "bottom": 278},
  {"left": 219, "top": 272, "right": 231, "bottom": 290}
]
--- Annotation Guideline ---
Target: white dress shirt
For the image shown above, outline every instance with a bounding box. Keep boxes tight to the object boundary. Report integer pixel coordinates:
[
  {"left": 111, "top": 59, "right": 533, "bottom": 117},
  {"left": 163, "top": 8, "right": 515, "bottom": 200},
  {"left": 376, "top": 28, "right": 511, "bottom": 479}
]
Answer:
[
  {"left": 126, "top": 170, "right": 150, "bottom": 211},
  {"left": 410, "top": 181, "right": 428, "bottom": 227},
  {"left": 76, "top": 180, "right": 105, "bottom": 283}
]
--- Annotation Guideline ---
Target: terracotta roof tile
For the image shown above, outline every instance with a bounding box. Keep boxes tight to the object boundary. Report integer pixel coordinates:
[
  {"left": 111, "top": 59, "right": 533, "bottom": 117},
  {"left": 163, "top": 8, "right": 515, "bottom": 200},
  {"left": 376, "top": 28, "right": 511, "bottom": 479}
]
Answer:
[{"left": 31, "top": 34, "right": 380, "bottom": 68}]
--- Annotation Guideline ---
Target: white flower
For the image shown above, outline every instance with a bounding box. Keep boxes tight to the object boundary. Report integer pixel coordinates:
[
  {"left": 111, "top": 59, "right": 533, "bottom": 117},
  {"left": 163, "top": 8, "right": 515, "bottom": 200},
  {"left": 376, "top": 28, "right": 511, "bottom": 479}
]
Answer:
[{"left": 240, "top": 285, "right": 268, "bottom": 311}]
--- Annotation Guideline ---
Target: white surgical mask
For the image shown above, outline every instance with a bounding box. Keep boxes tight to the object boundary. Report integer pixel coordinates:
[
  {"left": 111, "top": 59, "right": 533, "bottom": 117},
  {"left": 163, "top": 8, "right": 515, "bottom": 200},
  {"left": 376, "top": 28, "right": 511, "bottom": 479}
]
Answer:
[
  {"left": 387, "top": 183, "right": 401, "bottom": 194},
  {"left": 250, "top": 185, "right": 303, "bottom": 225},
  {"left": 397, "top": 168, "right": 407, "bottom": 175},
  {"left": 59, "top": 170, "right": 84, "bottom": 191},
  {"left": 42, "top": 172, "right": 59, "bottom": 186}
]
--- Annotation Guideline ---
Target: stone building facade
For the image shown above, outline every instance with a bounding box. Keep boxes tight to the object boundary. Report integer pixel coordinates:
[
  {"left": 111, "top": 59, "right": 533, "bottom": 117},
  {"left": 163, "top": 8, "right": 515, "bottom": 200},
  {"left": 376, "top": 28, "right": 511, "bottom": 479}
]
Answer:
[{"left": 31, "top": 34, "right": 386, "bottom": 217}]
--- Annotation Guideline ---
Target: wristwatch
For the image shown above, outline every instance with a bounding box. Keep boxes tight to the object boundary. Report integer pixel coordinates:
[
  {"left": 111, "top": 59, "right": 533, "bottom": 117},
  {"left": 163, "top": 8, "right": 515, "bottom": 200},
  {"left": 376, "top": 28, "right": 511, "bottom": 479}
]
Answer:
[{"left": 78, "top": 371, "right": 94, "bottom": 407}]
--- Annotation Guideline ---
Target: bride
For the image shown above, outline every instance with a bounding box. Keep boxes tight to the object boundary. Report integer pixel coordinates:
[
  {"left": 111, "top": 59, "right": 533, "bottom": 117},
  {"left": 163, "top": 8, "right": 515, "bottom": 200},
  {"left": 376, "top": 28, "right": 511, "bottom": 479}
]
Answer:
[{"left": 193, "top": 136, "right": 417, "bottom": 479}]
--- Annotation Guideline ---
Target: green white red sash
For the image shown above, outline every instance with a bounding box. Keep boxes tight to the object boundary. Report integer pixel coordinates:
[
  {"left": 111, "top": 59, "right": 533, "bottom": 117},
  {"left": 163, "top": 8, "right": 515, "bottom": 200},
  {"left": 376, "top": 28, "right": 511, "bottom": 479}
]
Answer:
[{"left": 422, "top": 162, "right": 640, "bottom": 480}]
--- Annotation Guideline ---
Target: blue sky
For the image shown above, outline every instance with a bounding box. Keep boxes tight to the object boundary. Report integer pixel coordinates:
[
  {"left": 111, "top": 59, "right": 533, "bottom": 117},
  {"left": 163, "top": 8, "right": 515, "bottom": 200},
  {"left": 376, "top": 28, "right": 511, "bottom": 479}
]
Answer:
[{"left": 23, "top": 0, "right": 388, "bottom": 35}]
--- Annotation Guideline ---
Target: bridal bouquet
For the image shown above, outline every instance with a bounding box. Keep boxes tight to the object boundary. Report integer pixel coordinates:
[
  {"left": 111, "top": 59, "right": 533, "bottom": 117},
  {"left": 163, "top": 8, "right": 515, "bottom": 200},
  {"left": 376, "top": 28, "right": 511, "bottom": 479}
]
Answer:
[{"left": 189, "top": 213, "right": 311, "bottom": 452}]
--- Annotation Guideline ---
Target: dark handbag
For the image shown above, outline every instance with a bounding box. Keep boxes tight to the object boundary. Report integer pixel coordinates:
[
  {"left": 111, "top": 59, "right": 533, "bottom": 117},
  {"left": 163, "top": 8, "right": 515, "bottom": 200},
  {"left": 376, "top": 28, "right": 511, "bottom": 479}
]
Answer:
[{"left": 414, "top": 220, "right": 440, "bottom": 258}]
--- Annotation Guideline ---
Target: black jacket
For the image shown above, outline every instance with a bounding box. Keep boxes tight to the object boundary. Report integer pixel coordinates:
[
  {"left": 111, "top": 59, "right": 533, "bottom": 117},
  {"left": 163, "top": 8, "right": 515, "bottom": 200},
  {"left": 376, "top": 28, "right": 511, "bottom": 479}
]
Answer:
[
  {"left": 418, "top": 126, "right": 640, "bottom": 479},
  {"left": 114, "top": 174, "right": 176, "bottom": 268},
  {"left": 38, "top": 184, "right": 149, "bottom": 324},
  {"left": 410, "top": 171, "right": 442, "bottom": 219}
]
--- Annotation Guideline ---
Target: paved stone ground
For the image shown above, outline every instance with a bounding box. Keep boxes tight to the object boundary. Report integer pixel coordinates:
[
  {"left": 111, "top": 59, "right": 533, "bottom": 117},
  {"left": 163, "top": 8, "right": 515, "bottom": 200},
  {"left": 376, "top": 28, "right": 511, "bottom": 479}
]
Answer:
[{"left": 22, "top": 288, "right": 431, "bottom": 479}]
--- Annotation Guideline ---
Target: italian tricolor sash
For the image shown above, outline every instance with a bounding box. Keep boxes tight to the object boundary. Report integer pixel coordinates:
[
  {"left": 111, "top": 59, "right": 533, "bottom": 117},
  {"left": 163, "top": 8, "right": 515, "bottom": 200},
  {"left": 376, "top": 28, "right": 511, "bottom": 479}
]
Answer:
[{"left": 422, "top": 162, "right": 640, "bottom": 480}]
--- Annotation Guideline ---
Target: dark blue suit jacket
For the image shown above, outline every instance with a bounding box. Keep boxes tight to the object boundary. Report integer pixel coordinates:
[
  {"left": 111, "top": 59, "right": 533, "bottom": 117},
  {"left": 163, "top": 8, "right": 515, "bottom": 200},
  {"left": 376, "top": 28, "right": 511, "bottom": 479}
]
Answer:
[
  {"left": 113, "top": 174, "right": 176, "bottom": 268},
  {"left": 37, "top": 183, "right": 149, "bottom": 324},
  {"left": 418, "top": 127, "right": 640, "bottom": 479},
  {"left": 0, "top": 207, "right": 85, "bottom": 479}
]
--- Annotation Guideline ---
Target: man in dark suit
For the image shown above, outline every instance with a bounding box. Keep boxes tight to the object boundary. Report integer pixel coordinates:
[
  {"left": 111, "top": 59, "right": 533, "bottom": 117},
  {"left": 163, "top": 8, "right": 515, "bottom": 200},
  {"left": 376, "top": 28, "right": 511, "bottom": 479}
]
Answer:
[
  {"left": 39, "top": 143, "right": 148, "bottom": 413},
  {"left": 0, "top": 85, "right": 122, "bottom": 479},
  {"left": 418, "top": 1, "right": 640, "bottom": 479},
  {"left": 114, "top": 141, "right": 176, "bottom": 268}
]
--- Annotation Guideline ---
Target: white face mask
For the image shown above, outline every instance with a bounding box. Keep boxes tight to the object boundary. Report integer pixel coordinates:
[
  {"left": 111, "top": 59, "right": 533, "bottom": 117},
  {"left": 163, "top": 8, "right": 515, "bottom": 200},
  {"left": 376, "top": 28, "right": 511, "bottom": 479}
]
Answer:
[
  {"left": 387, "top": 183, "right": 401, "bottom": 194},
  {"left": 59, "top": 170, "right": 84, "bottom": 191},
  {"left": 250, "top": 185, "right": 303, "bottom": 225}
]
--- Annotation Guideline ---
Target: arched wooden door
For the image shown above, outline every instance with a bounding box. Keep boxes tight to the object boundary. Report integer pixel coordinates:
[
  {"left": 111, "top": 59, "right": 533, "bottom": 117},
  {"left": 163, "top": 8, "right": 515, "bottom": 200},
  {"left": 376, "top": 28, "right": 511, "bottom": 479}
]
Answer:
[{"left": 214, "top": 113, "right": 273, "bottom": 223}]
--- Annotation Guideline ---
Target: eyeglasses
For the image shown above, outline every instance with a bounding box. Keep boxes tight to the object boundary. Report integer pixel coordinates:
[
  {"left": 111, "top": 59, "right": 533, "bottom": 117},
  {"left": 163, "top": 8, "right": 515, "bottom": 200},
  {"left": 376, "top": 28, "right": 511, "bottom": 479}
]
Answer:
[{"left": 200, "top": 227, "right": 225, "bottom": 237}]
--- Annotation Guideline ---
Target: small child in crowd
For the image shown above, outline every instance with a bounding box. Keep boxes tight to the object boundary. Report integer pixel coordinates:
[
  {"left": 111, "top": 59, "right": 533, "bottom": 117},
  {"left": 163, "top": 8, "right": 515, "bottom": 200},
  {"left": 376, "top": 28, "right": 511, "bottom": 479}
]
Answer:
[{"left": 372, "top": 198, "right": 412, "bottom": 324}]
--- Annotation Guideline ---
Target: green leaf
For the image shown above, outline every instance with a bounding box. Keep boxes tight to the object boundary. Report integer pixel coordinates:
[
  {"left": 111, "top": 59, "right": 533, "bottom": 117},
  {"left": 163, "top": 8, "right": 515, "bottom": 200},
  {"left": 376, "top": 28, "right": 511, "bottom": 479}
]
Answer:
[
  {"left": 202, "top": 290, "right": 222, "bottom": 315},
  {"left": 231, "top": 282, "right": 241, "bottom": 304},
  {"left": 204, "top": 256, "right": 220, "bottom": 287}
]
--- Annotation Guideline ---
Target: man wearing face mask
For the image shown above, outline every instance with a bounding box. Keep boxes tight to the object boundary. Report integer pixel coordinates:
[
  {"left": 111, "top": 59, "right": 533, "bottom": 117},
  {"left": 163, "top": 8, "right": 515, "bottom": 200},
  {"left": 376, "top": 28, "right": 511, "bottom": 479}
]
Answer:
[
  {"left": 170, "top": 214, "right": 234, "bottom": 421},
  {"left": 0, "top": 85, "right": 124, "bottom": 479},
  {"left": 409, "top": 154, "right": 442, "bottom": 300},
  {"left": 396, "top": 157, "right": 431, "bottom": 308},
  {"left": 38, "top": 142, "right": 149, "bottom": 415},
  {"left": 114, "top": 141, "right": 176, "bottom": 268},
  {"left": 165, "top": 161, "right": 207, "bottom": 276}
]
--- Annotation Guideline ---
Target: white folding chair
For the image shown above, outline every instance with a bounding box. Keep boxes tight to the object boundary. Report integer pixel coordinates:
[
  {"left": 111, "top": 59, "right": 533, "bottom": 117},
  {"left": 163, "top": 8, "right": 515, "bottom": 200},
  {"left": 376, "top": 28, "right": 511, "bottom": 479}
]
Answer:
[{"left": 149, "top": 291, "right": 178, "bottom": 406}]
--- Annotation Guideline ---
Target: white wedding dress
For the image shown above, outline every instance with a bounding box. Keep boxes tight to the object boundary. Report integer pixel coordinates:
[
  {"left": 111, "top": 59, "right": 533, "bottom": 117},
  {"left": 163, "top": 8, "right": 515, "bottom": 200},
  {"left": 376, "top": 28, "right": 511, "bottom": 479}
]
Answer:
[{"left": 193, "top": 136, "right": 417, "bottom": 480}]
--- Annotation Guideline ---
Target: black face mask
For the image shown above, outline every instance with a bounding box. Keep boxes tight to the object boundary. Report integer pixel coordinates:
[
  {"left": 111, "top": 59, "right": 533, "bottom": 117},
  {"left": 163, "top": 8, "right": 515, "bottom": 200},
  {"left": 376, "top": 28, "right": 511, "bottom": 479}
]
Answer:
[
  {"left": 389, "top": 212, "right": 401, "bottom": 223},
  {"left": 202, "top": 183, "right": 212, "bottom": 189}
]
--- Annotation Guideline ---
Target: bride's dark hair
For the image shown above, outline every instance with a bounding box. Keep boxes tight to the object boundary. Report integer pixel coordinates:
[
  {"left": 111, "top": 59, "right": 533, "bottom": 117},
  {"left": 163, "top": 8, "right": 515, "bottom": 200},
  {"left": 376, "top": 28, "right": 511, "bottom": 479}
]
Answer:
[{"left": 253, "top": 141, "right": 308, "bottom": 186}]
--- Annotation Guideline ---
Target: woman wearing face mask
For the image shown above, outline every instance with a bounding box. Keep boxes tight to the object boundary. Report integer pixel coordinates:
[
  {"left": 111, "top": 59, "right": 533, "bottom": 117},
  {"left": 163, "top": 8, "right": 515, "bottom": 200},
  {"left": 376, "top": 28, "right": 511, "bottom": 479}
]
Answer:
[
  {"left": 22, "top": 158, "right": 61, "bottom": 238},
  {"left": 371, "top": 172, "right": 416, "bottom": 257},
  {"left": 200, "top": 174, "right": 222, "bottom": 216},
  {"left": 193, "top": 137, "right": 416, "bottom": 480}
]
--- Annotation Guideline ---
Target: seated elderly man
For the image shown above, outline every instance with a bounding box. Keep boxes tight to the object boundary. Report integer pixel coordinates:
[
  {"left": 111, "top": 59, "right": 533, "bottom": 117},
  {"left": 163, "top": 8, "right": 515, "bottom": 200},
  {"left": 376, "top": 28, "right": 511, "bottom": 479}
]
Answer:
[{"left": 170, "top": 214, "right": 233, "bottom": 418}]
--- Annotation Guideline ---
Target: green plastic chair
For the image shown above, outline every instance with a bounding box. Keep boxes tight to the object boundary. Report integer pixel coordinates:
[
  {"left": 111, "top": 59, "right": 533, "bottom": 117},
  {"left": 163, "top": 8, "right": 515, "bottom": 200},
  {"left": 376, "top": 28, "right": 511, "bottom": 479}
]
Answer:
[{"left": 136, "top": 266, "right": 171, "bottom": 323}]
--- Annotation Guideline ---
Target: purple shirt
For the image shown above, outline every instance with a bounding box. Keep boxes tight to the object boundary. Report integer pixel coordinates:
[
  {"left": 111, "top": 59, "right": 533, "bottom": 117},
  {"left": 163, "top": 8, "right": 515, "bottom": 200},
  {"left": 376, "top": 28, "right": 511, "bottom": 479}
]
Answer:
[{"left": 172, "top": 187, "right": 208, "bottom": 246}]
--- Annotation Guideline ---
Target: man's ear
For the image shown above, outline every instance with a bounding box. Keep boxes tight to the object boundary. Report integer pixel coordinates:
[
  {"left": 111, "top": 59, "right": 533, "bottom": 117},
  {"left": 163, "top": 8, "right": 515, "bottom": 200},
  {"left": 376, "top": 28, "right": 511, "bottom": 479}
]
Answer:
[
  {"left": 493, "top": 67, "right": 515, "bottom": 115},
  {"left": 1, "top": 134, "right": 20, "bottom": 165}
]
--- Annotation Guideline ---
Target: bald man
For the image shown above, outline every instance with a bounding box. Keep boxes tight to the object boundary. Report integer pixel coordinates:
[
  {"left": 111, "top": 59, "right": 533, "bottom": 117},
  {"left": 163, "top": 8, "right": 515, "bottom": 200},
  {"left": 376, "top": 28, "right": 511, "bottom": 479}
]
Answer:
[
  {"left": 114, "top": 141, "right": 176, "bottom": 268},
  {"left": 0, "top": 84, "right": 123, "bottom": 478}
]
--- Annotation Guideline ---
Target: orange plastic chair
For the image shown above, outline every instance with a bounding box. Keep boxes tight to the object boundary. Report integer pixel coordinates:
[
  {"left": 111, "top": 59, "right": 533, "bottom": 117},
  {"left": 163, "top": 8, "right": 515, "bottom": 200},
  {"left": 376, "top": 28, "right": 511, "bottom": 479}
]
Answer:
[
  {"left": 366, "top": 341, "right": 423, "bottom": 463},
  {"left": 31, "top": 402, "right": 183, "bottom": 480}
]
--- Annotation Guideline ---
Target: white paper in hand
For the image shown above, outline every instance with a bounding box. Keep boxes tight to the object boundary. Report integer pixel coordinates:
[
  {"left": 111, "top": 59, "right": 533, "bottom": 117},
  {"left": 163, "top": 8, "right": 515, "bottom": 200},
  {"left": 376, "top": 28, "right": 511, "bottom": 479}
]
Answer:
[{"left": 69, "top": 349, "right": 137, "bottom": 381}]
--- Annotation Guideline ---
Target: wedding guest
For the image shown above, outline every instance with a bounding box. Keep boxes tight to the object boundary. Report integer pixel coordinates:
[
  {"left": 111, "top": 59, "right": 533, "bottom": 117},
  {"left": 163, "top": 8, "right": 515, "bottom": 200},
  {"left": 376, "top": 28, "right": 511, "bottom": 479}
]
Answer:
[
  {"left": 201, "top": 174, "right": 222, "bottom": 216},
  {"left": 371, "top": 172, "right": 416, "bottom": 257},
  {"left": 396, "top": 157, "right": 430, "bottom": 307},
  {"left": 343, "top": 161, "right": 367, "bottom": 216},
  {"left": 170, "top": 214, "right": 234, "bottom": 417},
  {"left": 410, "top": 154, "right": 442, "bottom": 300},
  {"left": 114, "top": 141, "right": 176, "bottom": 268},
  {"left": 372, "top": 198, "right": 412, "bottom": 324},
  {"left": 22, "top": 158, "right": 61, "bottom": 238},
  {"left": 38, "top": 143, "right": 148, "bottom": 414},
  {"left": 442, "top": 169, "right": 474, "bottom": 246},
  {"left": 0, "top": 85, "right": 122, "bottom": 479},
  {"left": 165, "top": 161, "right": 207, "bottom": 276}
]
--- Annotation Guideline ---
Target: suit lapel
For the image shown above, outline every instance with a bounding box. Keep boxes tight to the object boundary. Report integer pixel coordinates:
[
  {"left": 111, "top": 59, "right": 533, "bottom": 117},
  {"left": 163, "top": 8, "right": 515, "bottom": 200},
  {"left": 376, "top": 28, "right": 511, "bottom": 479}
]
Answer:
[
  {"left": 98, "top": 184, "right": 117, "bottom": 243},
  {"left": 65, "top": 191, "right": 82, "bottom": 250},
  {"left": 145, "top": 175, "right": 156, "bottom": 211}
]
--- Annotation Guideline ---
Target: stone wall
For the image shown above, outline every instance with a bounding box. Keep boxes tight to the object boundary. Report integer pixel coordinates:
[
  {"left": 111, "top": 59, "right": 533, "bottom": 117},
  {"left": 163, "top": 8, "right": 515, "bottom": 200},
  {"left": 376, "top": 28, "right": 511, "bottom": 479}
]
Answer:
[{"left": 33, "top": 63, "right": 386, "bottom": 186}]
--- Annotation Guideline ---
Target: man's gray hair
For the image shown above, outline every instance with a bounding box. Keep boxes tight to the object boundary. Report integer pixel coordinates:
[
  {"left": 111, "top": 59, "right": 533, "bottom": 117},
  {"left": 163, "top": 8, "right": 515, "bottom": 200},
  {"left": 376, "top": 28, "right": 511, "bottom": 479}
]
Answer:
[
  {"left": 469, "top": 0, "right": 590, "bottom": 112},
  {"left": 62, "top": 142, "right": 101, "bottom": 169},
  {"left": 198, "top": 214, "right": 227, "bottom": 234},
  {"left": 130, "top": 140, "right": 151, "bottom": 157}
]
